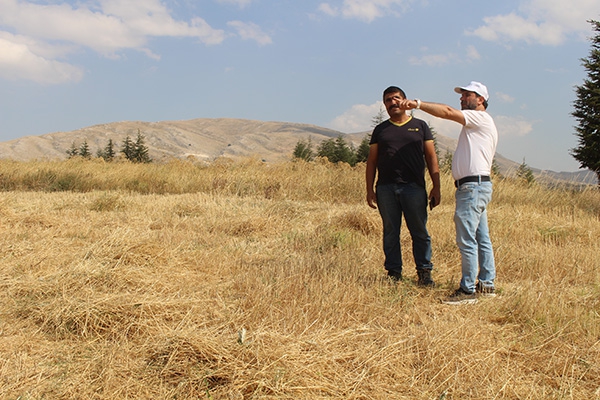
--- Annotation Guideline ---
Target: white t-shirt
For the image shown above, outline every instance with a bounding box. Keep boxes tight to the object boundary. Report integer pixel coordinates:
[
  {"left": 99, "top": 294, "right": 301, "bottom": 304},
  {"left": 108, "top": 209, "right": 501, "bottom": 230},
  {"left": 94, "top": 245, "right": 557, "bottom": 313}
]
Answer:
[{"left": 451, "top": 110, "right": 498, "bottom": 181}]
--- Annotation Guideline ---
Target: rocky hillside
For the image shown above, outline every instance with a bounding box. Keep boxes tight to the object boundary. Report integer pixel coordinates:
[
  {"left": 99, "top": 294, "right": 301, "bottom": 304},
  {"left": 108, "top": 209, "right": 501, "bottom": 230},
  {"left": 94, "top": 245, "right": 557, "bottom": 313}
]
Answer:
[
  {"left": 0, "top": 117, "right": 595, "bottom": 184},
  {"left": 0, "top": 118, "right": 344, "bottom": 163}
]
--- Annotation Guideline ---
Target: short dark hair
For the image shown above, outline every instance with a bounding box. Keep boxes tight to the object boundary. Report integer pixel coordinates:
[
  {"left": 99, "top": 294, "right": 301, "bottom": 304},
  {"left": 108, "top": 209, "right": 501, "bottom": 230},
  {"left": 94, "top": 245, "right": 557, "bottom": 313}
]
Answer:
[{"left": 383, "top": 86, "right": 406, "bottom": 100}]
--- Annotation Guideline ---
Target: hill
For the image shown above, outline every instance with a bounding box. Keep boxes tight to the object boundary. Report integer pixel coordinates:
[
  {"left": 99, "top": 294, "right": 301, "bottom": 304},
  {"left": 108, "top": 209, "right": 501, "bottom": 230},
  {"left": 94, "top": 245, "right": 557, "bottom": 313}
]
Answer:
[
  {"left": 0, "top": 118, "right": 342, "bottom": 163},
  {"left": 0, "top": 117, "right": 595, "bottom": 184}
]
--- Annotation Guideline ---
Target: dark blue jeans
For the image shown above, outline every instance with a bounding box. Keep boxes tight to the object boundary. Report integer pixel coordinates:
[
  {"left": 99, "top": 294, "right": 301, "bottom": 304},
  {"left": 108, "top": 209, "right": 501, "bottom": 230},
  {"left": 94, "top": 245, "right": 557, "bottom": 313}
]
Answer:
[{"left": 376, "top": 183, "right": 433, "bottom": 275}]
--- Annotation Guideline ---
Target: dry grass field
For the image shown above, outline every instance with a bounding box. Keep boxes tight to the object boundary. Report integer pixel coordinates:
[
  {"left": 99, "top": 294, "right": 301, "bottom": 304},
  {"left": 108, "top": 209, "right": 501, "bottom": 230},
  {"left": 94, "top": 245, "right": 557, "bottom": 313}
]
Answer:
[{"left": 0, "top": 158, "right": 598, "bottom": 399}]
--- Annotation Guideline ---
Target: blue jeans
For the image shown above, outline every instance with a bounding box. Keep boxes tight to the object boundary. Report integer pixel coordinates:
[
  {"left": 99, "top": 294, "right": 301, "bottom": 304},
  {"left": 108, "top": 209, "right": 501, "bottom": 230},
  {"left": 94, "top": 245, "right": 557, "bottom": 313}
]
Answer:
[
  {"left": 376, "top": 183, "right": 433, "bottom": 275},
  {"left": 454, "top": 181, "right": 495, "bottom": 293}
]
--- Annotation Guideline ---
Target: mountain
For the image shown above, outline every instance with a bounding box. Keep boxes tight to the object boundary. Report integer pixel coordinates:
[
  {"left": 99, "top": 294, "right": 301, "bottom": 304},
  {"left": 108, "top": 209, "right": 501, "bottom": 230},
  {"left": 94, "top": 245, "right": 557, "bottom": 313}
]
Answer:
[
  {"left": 0, "top": 118, "right": 342, "bottom": 163},
  {"left": 0, "top": 117, "right": 595, "bottom": 185}
]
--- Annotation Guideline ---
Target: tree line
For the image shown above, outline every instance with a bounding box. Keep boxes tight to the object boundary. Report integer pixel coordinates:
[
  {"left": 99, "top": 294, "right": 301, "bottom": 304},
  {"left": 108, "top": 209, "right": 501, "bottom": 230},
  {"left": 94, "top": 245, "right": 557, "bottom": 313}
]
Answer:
[{"left": 67, "top": 130, "right": 152, "bottom": 163}]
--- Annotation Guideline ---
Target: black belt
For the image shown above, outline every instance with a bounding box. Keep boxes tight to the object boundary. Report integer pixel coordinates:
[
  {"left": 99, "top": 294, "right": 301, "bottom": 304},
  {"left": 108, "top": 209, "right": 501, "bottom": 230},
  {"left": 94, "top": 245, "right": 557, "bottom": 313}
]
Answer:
[{"left": 454, "top": 175, "right": 490, "bottom": 187}]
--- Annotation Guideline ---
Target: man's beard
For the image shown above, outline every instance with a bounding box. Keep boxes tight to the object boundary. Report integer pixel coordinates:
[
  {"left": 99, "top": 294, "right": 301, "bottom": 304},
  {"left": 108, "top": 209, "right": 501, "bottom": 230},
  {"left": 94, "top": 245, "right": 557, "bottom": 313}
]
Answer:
[{"left": 461, "top": 101, "right": 478, "bottom": 110}]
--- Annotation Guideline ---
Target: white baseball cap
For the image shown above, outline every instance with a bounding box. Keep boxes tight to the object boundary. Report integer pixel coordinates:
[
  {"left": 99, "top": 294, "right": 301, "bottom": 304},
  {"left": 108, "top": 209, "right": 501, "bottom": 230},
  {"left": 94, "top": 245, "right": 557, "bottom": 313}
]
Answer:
[{"left": 454, "top": 81, "right": 489, "bottom": 101}]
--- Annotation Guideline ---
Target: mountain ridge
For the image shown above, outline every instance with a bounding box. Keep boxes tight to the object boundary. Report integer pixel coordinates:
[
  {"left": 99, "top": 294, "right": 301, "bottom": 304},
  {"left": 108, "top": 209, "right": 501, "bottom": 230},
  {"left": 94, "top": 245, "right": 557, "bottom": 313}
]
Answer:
[{"left": 0, "top": 117, "right": 595, "bottom": 185}]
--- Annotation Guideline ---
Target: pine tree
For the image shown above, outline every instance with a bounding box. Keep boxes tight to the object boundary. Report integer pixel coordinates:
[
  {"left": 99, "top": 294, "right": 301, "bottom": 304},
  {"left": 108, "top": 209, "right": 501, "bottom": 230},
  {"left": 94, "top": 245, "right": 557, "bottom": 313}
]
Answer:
[
  {"left": 571, "top": 19, "right": 600, "bottom": 186},
  {"left": 371, "top": 105, "right": 387, "bottom": 127},
  {"left": 516, "top": 158, "right": 536, "bottom": 185},
  {"left": 430, "top": 125, "right": 440, "bottom": 159},
  {"left": 355, "top": 134, "right": 371, "bottom": 163},
  {"left": 440, "top": 150, "right": 453, "bottom": 173},
  {"left": 355, "top": 107, "right": 386, "bottom": 164},
  {"left": 66, "top": 141, "right": 78, "bottom": 158},
  {"left": 333, "top": 134, "right": 356, "bottom": 166},
  {"left": 491, "top": 157, "right": 501, "bottom": 178},
  {"left": 121, "top": 136, "right": 135, "bottom": 161},
  {"left": 317, "top": 137, "right": 337, "bottom": 162},
  {"left": 133, "top": 130, "right": 152, "bottom": 163},
  {"left": 317, "top": 134, "right": 356, "bottom": 166},
  {"left": 97, "top": 139, "right": 116, "bottom": 162},
  {"left": 79, "top": 140, "right": 91, "bottom": 159},
  {"left": 292, "top": 137, "right": 315, "bottom": 161}
]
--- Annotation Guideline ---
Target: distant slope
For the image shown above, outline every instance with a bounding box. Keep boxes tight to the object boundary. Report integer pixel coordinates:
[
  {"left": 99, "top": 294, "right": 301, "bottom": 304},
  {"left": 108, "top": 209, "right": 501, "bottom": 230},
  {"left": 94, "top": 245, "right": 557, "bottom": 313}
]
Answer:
[
  {"left": 0, "top": 117, "right": 595, "bottom": 185},
  {"left": 0, "top": 118, "right": 345, "bottom": 163}
]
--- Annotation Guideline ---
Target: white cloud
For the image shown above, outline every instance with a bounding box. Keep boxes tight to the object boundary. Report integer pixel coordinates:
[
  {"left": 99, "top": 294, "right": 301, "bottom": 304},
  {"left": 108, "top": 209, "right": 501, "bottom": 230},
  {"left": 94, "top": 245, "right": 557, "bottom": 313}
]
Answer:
[
  {"left": 494, "top": 115, "right": 534, "bottom": 137},
  {"left": 466, "top": 45, "right": 480, "bottom": 61},
  {"left": 415, "top": 113, "right": 534, "bottom": 139},
  {"left": 409, "top": 52, "right": 456, "bottom": 67},
  {"left": 409, "top": 45, "right": 480, "bottom": 67},
  {"left": 227, "top": 21, "right": 272, "bottom": 46},
  {"left": 317, "top": 3, "right": 337, "bottom": 17},
  {"left": 0, "top": 0, "right": 231, "bottom": 83},
  {"left": 0, "top": 34, "right": 84, "bottom": 84},
  {"left": 328, "top": 101, "right": 384, "bottom": 133},
  {"left": 467, "top": 0, "right": 597, "bottom": 45},
  {"left": 415, "top": 113, "right": 463, "bottom": 140},
  {"left": 318, "top": 0, "right": 413, "bottom": 23},
  {"left": 496, "top": 92, "right": 515, "bottom": 103},
  {"left": 0, "top": 30, "right": 75, "bottom": 60},
  {"left": 217, "top": 0, "right": 254, "bottom": 8},
  {"left": 0, "top": 0, "right": 227, "bottom": 55}
]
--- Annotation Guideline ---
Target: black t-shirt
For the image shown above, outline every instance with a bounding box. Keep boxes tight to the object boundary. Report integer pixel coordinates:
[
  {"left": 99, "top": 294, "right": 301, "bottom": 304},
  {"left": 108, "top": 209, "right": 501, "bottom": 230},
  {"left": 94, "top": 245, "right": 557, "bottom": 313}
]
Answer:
[{"left": 370, "top": 117, "right": 433, "bottom": 187}]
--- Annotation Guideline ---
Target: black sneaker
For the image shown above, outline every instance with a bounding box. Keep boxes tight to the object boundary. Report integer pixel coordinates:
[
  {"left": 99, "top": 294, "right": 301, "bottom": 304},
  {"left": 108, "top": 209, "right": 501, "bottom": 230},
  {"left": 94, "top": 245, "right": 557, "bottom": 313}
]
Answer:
[
  {"left": 441, "top": 288, "right": 477, "bottom": 305},
  {"left": 476, "top": 281, "right": 496, "bottom": 297},
  {"left": 417, "top": 270, "right": 435, "bottom": 287}
]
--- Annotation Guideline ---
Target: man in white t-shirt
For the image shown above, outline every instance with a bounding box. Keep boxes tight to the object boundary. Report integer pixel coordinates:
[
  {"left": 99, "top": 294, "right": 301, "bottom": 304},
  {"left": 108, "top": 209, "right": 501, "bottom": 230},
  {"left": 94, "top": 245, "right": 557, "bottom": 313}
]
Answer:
[{"left": 398, "top": 81, "right": 498, "bottom": 304}]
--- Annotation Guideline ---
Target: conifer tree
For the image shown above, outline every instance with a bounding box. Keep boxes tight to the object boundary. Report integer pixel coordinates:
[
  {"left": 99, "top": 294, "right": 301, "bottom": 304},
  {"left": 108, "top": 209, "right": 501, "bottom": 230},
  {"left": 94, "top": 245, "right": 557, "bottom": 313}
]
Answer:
[
  {"left": 66, "top": 141, "right": 78, "bottom": 158},
  {"left": 355, "top": 106, "right": 387, "bottom": 164},
  {"left": 333, "top": 134, "right": 356, "bottom": 166},
  {"left": 491, "top": 158, "right": 501, "bottom": 178},
  {"left": 121, "top": 136, "right": 134, "bottom": 161},
  {"left": 79, "top": 140, "right": 91, "bottom": 159},
  {"left": 430, "top": 125, "right": 440, "bottom": 159},
  {"left": 133, "top": 130, "right": 152, "bottom": 163},
  {"left": 371, "top": 105, "right": 387, "bottom": 127},
  {"left": 292, "top": 137, "right": 315, "bottom": 162},
  {"left": 571, "top": 19, "right": 600, "bottom": 186},
  {"left": 317, "top": 137, "right": 337, "bottom": 162},
  {"left": 97, "top": 139, "right": 116, "bottom": 162},
  {"left": 440, "top": 150, "right": 453, "bottom": 173},
  {"left": 317, "top": 134, "right": 356, "bottom": 166},
  {"left": 355, "top": 135, "right": 371, "bottom": 163},
  {"left": 516, "top": 158, "right": 536, "bottom": 185}
]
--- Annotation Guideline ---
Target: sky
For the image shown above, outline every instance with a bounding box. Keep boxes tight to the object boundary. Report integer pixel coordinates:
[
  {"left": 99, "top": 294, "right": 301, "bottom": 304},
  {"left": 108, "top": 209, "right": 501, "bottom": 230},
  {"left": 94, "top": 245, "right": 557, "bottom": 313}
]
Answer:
[{"left": 0, "top": 0, "right": 598, "bottom": 172}]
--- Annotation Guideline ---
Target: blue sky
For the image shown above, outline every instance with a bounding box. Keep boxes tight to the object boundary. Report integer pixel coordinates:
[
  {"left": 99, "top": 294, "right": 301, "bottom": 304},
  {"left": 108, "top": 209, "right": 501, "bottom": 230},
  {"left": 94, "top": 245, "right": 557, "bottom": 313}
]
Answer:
[{"left": 0, "top": 0, "right": 598, "bottom": 172}]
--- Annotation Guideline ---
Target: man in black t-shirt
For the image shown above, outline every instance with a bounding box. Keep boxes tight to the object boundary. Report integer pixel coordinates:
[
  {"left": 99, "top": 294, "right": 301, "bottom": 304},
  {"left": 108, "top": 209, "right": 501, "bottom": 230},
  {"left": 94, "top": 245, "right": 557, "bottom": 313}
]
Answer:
[{"left": 366, "top": 86, "right": 441, "bottom": 286}]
